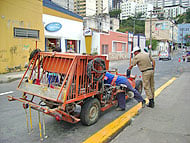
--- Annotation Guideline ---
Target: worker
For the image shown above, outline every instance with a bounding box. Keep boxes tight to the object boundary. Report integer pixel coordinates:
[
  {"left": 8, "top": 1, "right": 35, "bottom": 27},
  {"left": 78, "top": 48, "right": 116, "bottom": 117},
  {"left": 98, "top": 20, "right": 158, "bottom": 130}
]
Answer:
[
  {"left": 129, "top": 46, "right": 155, "bottom": 108},
  {"left": 104, "top": 72, "right": 146, "bottom": 111}
]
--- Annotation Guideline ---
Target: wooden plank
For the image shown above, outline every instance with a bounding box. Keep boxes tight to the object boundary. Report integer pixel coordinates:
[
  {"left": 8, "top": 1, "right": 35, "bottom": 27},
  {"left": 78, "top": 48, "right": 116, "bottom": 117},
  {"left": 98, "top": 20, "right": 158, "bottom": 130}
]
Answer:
[{"left": 19, "top": 82, "right": 60, "bottom": 100}]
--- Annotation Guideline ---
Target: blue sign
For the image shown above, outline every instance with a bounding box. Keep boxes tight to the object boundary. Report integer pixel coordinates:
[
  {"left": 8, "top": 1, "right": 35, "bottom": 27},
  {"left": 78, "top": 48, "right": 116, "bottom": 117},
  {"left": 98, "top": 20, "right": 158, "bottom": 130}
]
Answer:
[{"left": 45, "top": 22, "right": 62, "bottom": 32}]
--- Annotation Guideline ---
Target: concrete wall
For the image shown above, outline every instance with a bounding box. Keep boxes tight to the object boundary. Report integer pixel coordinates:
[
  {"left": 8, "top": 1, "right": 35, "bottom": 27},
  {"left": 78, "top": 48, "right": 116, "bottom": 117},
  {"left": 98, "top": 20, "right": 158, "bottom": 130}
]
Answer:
[
  {"left": 0, "top": 0, "right": 45, "bottom": 73},
  {"left": 145, "top": 19, "right": 172, "bottom": 41},
  {"left": 100, "top": 31, "right": 128, "bottom": 60}
]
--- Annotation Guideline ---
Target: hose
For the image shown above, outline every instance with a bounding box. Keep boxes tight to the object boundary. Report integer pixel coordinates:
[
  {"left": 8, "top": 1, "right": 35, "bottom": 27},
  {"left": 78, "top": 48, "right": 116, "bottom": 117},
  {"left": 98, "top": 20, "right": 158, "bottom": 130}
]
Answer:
[
  {"left": 87, "top": 58, "right": 106, "bottom": 81},
  {"left": 29, "top": 49, "right": 41, "bottom": 62}
]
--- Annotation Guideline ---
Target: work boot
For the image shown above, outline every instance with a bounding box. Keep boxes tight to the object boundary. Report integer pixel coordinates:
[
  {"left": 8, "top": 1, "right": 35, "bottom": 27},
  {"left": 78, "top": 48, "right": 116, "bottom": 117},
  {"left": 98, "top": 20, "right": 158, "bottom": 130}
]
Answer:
[
  {"left": 147, "top": 99, "right": 154, "bottom": 108},
  {"left": 116, "top": 107, "right": 125, "bottom": 111},
  {"left": 141, "top": 100, "right": 146, "bottom": 108}
]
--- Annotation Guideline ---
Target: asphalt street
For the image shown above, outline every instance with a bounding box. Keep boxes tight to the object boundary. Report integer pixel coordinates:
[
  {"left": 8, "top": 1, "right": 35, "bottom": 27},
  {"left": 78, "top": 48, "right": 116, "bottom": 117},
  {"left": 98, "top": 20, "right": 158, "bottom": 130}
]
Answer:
[{"left": 0, "top": 49, "right": 189, "bottom": 143}]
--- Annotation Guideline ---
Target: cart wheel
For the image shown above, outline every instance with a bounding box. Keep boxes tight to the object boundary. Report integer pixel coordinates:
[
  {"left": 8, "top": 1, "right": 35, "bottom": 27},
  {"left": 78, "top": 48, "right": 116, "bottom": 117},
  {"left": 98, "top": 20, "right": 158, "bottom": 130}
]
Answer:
[
  {"left": 135, "top": 80, "right": 143, "bottom": 94},
  {"left": 80, "top": 98, "right": 100, "bottom": 126}
]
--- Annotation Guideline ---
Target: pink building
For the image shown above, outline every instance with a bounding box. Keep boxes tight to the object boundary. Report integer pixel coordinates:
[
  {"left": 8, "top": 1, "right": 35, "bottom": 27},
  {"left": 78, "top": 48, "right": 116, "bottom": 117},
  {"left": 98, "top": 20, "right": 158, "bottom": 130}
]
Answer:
[{"left": 100, "top": 31, "right": 129, "bottom": 60}]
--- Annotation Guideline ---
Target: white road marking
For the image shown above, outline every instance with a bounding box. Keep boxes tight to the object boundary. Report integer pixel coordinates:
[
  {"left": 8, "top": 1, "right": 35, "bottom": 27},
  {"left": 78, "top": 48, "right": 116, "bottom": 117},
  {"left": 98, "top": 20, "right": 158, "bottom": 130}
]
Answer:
[{"left": 0, "top": 91, "right": 14, "bottom": 96}]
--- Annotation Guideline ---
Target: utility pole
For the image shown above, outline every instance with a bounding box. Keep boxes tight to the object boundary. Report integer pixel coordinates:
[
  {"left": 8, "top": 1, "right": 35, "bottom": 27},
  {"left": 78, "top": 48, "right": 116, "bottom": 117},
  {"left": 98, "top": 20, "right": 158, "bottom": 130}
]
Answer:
[
  {"left": 172, "top": 24, "right": 174, "bottom": 51},
  {"left": 181, "top": 28, "right": 184, "bottom": 49},
  {"left": 149, "top": 10, "right": 152, "bottom": 55}
]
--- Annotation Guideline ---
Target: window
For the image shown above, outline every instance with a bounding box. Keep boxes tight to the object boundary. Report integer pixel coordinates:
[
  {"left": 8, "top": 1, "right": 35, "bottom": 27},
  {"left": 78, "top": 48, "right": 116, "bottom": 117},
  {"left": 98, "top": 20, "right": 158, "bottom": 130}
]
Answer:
[
  {"left": 112, "top": 42, "right": 117, "bottom": 52},
  {"left": 102, "top": 44, "right": 108, "bottom": 54},
  {"left": 122, "top": 43, "right": 126, "bottom": 52},
  {"left": 14, "top": 27, "right": 39, "bottom": 38}
]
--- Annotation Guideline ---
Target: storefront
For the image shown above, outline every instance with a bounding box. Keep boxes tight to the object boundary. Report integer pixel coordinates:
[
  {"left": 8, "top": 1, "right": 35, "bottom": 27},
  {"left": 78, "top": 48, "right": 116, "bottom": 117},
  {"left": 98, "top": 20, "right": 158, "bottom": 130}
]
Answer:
[
  {"left": 43, "top": 14, "right": 85, "bottom": 53},
  {"left": 43, "top": 0, "right": 85, "bottom": 53}
]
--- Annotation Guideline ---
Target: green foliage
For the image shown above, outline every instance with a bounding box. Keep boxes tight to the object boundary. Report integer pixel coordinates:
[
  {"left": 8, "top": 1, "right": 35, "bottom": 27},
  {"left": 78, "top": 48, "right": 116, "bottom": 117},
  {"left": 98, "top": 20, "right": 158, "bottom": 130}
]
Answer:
[
  {"left": 118, "top": 17, "right": 145, "bottom": 34},
  {"left": 146, "top": 39, "right": 158, "bottom": 51},
  {"left": 175, "top": 8, "right": 190, "bottom": 24},
  {"left": 109, "top": 9, "right": 121, "bottom": 18},
  {"left": 184, "top": 34, "right": 190, "bottom": 46}
]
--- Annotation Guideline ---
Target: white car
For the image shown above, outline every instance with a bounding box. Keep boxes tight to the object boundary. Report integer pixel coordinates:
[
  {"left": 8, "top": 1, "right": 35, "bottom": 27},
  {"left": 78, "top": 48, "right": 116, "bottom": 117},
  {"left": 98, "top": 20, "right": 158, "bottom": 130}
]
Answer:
[{"left": 159, "top": 51, "right": 171, "bottom": 60}]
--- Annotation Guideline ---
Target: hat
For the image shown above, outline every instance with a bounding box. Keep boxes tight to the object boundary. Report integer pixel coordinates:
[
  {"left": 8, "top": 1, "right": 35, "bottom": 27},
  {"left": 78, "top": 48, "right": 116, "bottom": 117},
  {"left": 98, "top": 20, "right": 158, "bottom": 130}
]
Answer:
[{"left": 132, "top": 46, "right": 140, "bottom": 53}]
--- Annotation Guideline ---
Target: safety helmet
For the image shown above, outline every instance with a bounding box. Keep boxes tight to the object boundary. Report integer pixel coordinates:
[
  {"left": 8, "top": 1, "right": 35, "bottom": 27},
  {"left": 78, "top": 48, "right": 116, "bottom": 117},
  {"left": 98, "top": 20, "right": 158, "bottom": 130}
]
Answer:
[{"left": 132, "top": 46, "right": 141, "bottom": 53}]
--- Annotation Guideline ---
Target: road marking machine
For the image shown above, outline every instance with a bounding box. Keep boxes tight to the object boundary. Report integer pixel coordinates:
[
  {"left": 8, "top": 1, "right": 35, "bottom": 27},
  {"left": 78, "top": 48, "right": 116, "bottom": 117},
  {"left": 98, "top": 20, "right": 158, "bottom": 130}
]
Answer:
[{"left": 8, "top": 50, "right": 142, "bottom": 140}]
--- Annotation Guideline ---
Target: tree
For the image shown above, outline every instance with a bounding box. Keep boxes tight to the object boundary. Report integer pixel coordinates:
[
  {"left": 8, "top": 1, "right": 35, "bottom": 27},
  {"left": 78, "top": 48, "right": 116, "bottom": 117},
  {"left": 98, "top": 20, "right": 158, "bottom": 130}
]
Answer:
[
  {"left": 146, "top": 39, "right": 158, "bottom": 51},
  {"left": 118, "top": 16, "right": 145, "bottom": 34},
  {"left": 109, "top": 9, "right": 121, "bottom": 18},
  {"left": 184, "top": 34, "right": 190, "bottom": 46},
  {"left": 175, "top": 8, "right": 190, "bottom": 24}
]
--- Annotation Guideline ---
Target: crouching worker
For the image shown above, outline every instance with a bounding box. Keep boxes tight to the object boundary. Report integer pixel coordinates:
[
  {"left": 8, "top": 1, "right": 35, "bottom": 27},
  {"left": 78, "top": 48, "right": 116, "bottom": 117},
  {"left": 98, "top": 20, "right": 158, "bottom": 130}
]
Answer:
[{"left": 104, "top": 72, "right": 145, "bottom": 111}]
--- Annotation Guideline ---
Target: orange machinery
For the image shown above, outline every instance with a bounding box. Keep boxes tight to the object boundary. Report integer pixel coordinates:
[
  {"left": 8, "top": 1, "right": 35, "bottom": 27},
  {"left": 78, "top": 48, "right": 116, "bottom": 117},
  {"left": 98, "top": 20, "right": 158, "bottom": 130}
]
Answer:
[{"left": 8, "top": 51, "right": 141, "bottom": 127}]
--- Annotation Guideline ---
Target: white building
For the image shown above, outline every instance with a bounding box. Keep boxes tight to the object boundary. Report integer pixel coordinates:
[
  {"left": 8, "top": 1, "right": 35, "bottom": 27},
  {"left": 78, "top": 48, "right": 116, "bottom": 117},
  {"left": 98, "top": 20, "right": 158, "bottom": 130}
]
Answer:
[
  {"left": 136, "top": 3, "right": 153, "bottom": 18},
  {"left": 74, "top": 0, "right": 109, "bottom": 17},
  {"left": 145, "top": 0, "right": 190, "bottom": 8},
  {"left": 83, "top": 14, "right": 112, "bottom": 33},
  {"left": 51, "top": 0, "right": 74, "bottom": 12},
  {"left": 110, "top": 18, "right": 120, "bottom": 32},
  {"left": 43, "top": 14, "right": 85, "bottom": 53},
  {"left": 120, "top": 1, "right": 153, "bottom": 20},
  {"left": 120, "top": 1, "right": 137, "bottom": 20},
  {"left": 163, "top": 4, "right": 188, "bottom": 18},
  {"left": 128, "top": 0, "right": 145, "bottom": 4}
]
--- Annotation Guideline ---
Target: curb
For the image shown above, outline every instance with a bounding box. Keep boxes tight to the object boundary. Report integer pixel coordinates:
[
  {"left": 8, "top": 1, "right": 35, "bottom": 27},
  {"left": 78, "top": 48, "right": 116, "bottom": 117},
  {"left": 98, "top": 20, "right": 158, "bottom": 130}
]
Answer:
[{"left": 83, "top": 77, "right": 176, "bottom": 143}]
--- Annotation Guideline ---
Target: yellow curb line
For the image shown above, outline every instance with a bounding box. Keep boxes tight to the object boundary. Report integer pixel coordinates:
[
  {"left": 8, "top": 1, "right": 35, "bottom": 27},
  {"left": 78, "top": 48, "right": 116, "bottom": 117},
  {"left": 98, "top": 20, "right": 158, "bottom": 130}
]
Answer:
[{"left": 83, "top": 77, "right": 176, "bottom": 143}]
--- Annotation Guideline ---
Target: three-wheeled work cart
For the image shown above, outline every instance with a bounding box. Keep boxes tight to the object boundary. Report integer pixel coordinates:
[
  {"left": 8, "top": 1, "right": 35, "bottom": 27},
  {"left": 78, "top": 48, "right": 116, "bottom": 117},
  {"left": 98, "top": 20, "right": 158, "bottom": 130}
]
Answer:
[{"left": 8, "top": 51, "right": 142, "bottom": 139}]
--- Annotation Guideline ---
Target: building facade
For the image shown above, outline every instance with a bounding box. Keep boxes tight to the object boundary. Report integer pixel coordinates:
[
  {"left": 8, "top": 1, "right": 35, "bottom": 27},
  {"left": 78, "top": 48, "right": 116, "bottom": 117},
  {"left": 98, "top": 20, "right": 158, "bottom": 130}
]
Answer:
[
  {"left": 145, "top": 0, "right": 190, "bottom": 8},
  {"left": 43, "top": 0, "right": 85, "bottom": 53},
  {"left": 0, "top": 0, "right": 85, "bottom": 73},
  {"left": 83, "top": 14, "right": 115, "bottom": 33},
  {"left": 0, "top": 0, "right": 45, "bottom": 73},
  {"left": 110, "top": 18, "right": 120, "bottom": 32},
  {"left": 120, "top": 1, "right": 153, "bottom": 20},
  {"left": 136, "top": 3, "right": 153, "bottom": 18},
  {"left": 145, "top": 18, "right": 178, "bottom": 51},
  {"left": 98, "top": 31, "right": 129, "bottom": 60},
  {"left": 163, "top": 4, "right": 187, "bottom": 18},
  {"left": 177, "top": 23, "right": 190, "bottom": 47},
  {"left": 120, "top": 1, "right": 136, "bottom": 20},
  {"left": 74, "top": 0, "right": 109, "bottom": 17},
  {"left": 51, "top": 0, "right": 74, "bottom": 12}
]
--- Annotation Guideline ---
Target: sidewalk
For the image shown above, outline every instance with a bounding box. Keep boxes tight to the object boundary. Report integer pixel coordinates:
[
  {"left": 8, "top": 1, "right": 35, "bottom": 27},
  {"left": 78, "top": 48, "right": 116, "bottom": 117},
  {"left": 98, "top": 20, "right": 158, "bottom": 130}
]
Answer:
[
  {"left": 0, "top": 71, "right": 25, "bottom": 84},
  {"left": 111, "top": 72, "right": 190, "bottom": 143}
]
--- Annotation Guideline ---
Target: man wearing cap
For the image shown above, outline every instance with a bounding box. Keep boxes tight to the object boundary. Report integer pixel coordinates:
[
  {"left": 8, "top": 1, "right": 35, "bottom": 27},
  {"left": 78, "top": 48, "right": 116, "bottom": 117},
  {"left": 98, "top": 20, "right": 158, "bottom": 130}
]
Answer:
[{"left": 129, "top": 46, "right": 155, "bottom": 108}]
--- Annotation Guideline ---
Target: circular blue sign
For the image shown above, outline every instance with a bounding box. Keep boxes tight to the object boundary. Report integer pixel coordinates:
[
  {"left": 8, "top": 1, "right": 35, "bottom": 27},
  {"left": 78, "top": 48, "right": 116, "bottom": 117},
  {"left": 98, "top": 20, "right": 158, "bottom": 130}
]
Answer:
[{"left": 45, "top": 22, "right": 62, "bottom": 32}]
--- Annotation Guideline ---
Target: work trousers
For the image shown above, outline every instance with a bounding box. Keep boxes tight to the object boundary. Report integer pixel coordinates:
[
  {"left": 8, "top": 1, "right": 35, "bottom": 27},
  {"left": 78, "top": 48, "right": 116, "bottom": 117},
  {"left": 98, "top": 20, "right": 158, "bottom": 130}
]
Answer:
[
  {"left": 116, "top": 80, "right": 144, "bottom": 109},
  {"left": 117, "top": 92, "right": 126, "bottom": 109},
  {"left": 142, "top": 70, "right": 155, "bottom": 99},
  {"left": 124, "top": 80, "right": 144, "bottom": 102}
]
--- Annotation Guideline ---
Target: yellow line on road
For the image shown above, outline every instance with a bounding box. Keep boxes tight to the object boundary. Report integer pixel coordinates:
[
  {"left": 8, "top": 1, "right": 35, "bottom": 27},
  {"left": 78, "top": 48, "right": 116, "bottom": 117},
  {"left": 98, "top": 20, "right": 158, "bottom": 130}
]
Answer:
[{"left": 83, "top": 77, "right": 176, "bottom": 143}]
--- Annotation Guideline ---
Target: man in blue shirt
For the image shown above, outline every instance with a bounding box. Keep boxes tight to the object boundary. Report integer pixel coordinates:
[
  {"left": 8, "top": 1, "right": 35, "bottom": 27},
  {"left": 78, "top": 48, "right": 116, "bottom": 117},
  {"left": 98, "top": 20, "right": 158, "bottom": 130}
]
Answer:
[{"left": 104, "top": 72, "right": 145, "bottom": 111}]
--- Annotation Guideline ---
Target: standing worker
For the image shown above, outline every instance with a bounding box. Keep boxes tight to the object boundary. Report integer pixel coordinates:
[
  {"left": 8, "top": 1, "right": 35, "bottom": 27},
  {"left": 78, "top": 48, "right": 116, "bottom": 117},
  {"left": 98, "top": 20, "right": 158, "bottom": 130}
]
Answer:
[{"left": 128, "top": 46, "right": 155, "bottom": 108}]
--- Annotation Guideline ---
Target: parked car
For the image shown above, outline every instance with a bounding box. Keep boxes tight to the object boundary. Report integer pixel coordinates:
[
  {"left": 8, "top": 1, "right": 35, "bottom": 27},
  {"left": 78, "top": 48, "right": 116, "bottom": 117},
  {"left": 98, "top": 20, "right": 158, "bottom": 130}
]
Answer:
[
  {"left": 182, "top": 51, "right": 190, "bottom": 62},
  {"left": 159, "top": 51, "right": 171, "bottom": 60}
]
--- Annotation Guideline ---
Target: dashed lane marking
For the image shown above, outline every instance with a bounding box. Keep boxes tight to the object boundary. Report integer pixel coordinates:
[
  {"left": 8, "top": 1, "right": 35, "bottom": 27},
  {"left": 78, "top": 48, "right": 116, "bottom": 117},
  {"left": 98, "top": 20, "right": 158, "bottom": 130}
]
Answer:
[
  {"left": 0, "top": 91, "right": 14, "bottom": 96},
  {"left": 83, "top": 77, "right": 176, "bottom": 143}
]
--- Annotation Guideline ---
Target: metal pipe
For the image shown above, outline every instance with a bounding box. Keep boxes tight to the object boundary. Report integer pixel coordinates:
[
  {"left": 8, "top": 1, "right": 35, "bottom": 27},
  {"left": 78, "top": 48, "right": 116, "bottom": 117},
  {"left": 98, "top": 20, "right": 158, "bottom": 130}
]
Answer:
[
  {"left": 29, "top": 105, "right": 33, "bottom": 132},
  {"left": 42, "top": 113, "right": 48, "bottom": 139},
  {"left": 24, "top": 108, "right": 30, "bottom": 134},
  {"left": 38, "top": 111, "right": 43, "bottom": 141}
]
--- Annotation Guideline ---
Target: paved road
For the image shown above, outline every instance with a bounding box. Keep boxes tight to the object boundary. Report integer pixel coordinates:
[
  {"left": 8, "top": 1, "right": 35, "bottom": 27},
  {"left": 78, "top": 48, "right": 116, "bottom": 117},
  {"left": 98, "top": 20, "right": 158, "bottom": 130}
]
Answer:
[{"left": 0, "top": 50, "right": 188, "bottom": 143}]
